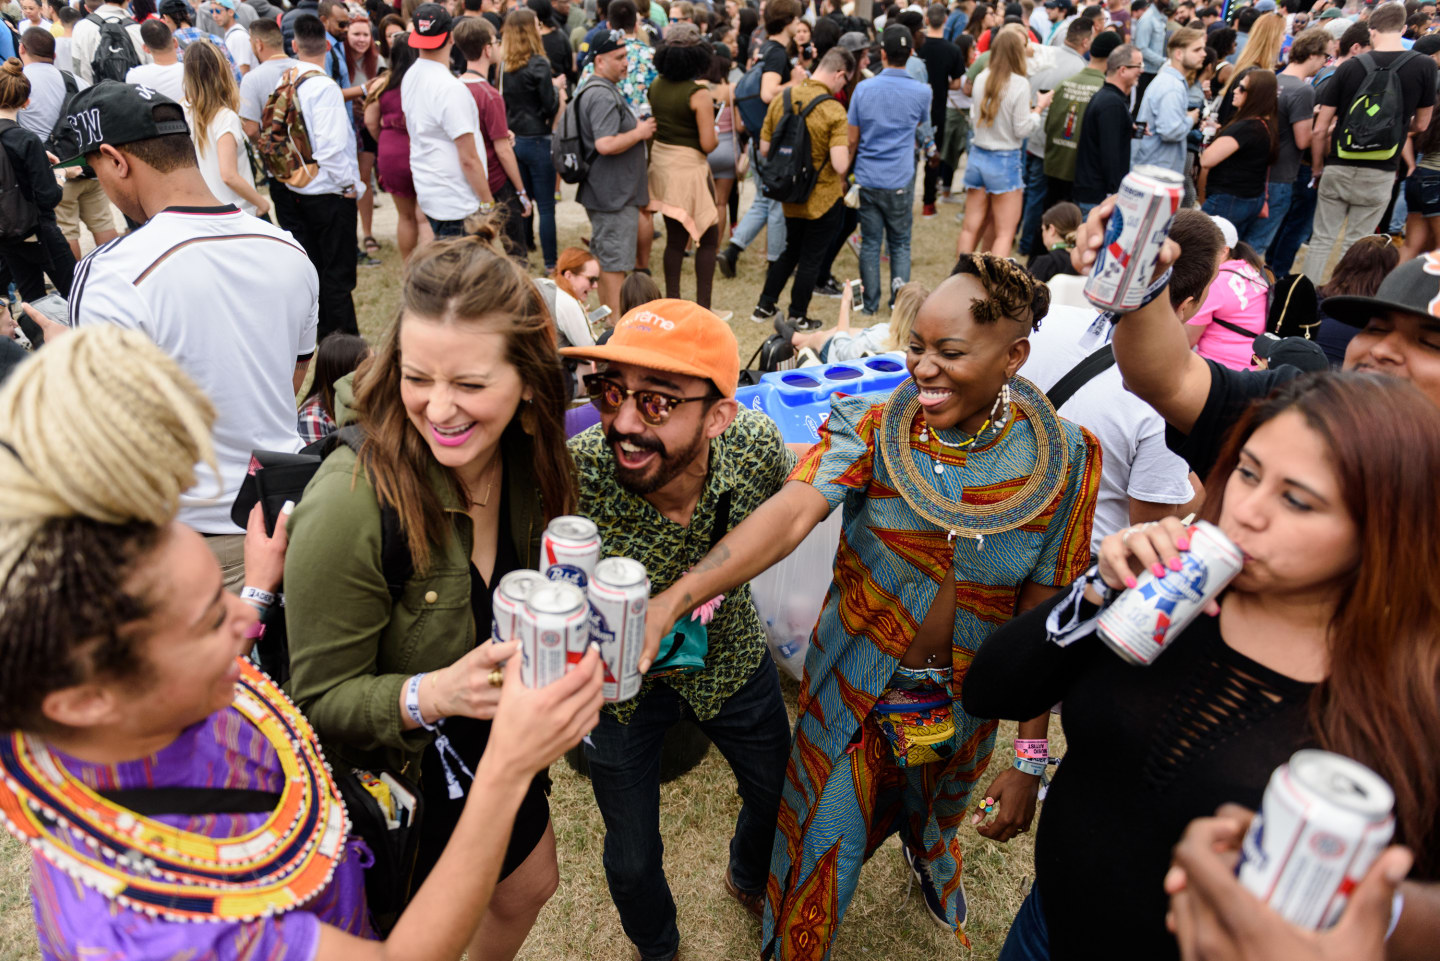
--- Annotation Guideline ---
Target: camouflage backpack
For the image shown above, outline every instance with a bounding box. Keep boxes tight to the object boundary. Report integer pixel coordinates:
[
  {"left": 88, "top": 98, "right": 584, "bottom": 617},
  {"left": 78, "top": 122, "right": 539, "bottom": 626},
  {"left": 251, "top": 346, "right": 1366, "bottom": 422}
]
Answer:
[{"left": 256, "top": 67, "right": 320, "bottom": 188}]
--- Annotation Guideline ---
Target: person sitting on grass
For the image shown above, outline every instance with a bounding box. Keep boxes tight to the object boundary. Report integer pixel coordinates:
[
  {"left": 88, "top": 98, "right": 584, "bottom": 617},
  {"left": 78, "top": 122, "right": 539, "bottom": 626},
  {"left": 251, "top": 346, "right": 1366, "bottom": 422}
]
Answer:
[
  {"left": 0, "top": 325, "right": 603, "bottom": 961},
  {"left": 1026, "top": 201, "right": 1082, "bottom": 283}
]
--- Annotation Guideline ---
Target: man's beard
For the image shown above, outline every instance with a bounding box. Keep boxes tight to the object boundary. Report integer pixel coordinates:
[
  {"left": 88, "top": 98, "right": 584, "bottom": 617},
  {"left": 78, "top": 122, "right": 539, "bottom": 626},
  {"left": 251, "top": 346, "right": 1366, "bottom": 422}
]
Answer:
[{"left": 606, "top": 425, "right": 708, "bottom": 496}]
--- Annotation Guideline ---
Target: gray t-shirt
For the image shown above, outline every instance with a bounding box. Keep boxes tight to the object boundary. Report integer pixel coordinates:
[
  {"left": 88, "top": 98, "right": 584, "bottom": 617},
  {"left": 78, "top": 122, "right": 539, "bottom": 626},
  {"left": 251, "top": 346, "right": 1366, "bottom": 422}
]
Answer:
[
  {"left": 576, "top": 76, "right": 648, "bottom": 212},
  {"left": 1273, "top": 71, "right": 1316, "bottom": 183},
  {"left": 18, "top": 62, "right": 67, "bottom": 138},
  {"left": 239, "top": 56, "right": 301, "bottom": 124}
]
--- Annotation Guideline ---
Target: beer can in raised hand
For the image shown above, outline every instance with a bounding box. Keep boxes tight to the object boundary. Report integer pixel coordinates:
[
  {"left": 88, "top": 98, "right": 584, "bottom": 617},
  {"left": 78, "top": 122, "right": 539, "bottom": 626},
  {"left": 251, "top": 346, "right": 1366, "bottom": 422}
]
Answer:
[
  {"left": 519, "top": 582, "right": 590, "bottom": 688},
  {"left": 492, "top": 570, "right": 547, "bottom": 644},
  {"left": 587, "top": 557, "right": 649, "bottom": 703},
  {"left": 1096, "top": 521, "right": 1243, "bottom": 665},
  {"left": 1084, "top": 165, "right": 1184, "bottom": 312},
  {"left": 1237, "top": 750, "right": 1396, "bottom": 930},
  {"left": 540, "top": 516, "right": 602, "bottom": 589}
]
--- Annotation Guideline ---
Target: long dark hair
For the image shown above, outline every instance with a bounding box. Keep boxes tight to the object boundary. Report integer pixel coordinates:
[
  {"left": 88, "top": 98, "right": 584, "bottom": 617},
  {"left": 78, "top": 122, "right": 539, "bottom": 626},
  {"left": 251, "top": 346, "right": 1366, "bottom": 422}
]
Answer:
[
  {"left": 353, "top": 227, "right": 577, "bottom": 572},
  {"left": 1219, "top": 66, "right": 1277, "bottom": 163},
  {"left": 1200, "top": 374, "right": 1440, "bottom": 876},
  {"left": 303, "top": 333, "right": 371, "bottom": 421},
  {"left": 381, "top": 31, "right": 419, "bottom": 94},
  {"left": 965, "top": 2, "right": 991, "bottom": 39}
]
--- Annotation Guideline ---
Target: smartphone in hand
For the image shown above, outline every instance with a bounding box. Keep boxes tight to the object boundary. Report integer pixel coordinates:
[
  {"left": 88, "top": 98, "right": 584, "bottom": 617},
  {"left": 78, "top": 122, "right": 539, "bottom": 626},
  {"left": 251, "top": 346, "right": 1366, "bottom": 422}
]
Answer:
[{"left": 17, "top": 293, "right": 69, "bottom": 347}]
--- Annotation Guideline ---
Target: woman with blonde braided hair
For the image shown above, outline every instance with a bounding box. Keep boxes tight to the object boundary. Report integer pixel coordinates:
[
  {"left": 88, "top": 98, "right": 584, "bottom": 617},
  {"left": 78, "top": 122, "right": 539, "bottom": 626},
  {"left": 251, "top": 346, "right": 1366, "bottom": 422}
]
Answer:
[
  {"left": 0, "top": 326, "right": 603, "bottom": 961},
  {"left": 642, "top": 252, "right": 1103, "bottom": 957}
]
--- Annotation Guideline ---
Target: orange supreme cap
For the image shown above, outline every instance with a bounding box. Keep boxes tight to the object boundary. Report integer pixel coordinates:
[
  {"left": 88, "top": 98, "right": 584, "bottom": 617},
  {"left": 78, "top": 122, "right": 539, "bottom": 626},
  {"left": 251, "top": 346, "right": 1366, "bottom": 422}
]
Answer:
[{"left": 560, "top": 299, "right": 741, "bottom": 398}]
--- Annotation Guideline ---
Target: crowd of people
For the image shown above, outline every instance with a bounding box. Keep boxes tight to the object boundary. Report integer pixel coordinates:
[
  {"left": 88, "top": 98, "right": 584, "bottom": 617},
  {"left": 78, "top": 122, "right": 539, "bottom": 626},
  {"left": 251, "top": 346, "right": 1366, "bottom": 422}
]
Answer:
[{"left": 2, "top": 0, "right": 1440, "bottom": 959}]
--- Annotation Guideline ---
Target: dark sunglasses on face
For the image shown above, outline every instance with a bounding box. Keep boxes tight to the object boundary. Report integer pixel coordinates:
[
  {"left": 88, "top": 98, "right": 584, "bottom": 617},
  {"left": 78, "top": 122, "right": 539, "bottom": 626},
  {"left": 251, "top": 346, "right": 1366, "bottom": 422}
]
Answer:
[{"left": 583, "top": 374, "right": 713, "bottom": 425}]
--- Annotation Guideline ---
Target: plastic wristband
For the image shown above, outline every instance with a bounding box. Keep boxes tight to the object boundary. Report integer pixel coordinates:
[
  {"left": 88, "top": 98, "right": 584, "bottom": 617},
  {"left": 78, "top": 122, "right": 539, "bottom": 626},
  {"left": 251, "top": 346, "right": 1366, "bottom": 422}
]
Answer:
[
  {"left": 1014, "top": 738, "right": 1048, "bottom": 760},
  {"left": 1098, "top": 267, "right": 1173, "bottom": 325},
  {"left": 405, "top": 673, "right": 436, "bottom": 731},
  {"left": 241, "top": 586, "right": 276, "bottom": 608},
  {"left": 1014, "top": 756, "right": 1047, "bottom": 777}
]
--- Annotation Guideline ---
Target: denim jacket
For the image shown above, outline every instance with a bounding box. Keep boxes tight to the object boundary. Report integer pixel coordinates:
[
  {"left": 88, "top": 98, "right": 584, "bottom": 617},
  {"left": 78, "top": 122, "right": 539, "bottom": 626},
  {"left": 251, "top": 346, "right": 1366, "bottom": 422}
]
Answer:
[{"left": 1132, "top": 64, "right": 1194, "bottom": 175}]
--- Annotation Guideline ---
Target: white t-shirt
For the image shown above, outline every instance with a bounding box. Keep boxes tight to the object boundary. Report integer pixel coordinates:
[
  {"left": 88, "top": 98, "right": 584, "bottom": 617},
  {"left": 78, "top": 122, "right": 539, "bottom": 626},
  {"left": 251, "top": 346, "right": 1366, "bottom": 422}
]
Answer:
[
  {"left": 1020, "top": 304, "right": 1195, "bottom": 555},
  {"left": 225, "top": 23, "right": 259, "bottom": 72},
  {"left": 239, "top": 55, "right": 300, "bottom": 124},
  {"left": 401, "top": 57, "right": 485, "bottom": 221},
  {"left": 189, "top": 105, "right": 258, "bottom": 216},
  {"left": 125, "top": 61, "right": 186, "bottom": 102},
  {"left": 68, "top": 207, "right": 319, "bottom": 534}
]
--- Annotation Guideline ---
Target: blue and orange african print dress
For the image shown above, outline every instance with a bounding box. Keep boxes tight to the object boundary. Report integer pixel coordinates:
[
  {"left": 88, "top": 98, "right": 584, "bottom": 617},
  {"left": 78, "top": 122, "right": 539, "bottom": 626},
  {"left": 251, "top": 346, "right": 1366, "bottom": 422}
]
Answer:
[{"left": 761, "top": 385, "right": 1100, "bottom": 960}]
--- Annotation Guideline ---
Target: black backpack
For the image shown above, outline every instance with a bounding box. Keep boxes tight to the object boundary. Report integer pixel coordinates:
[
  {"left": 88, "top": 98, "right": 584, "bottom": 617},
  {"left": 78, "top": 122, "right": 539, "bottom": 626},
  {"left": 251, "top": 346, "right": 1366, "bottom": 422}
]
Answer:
[
  {"left": 87, "top": 12, "right": 142, "bottom": 83},
  {"left": 1336, "top": 51, "right": 1419, "bottom": 162},
  {"left": 0, "top": 120, "right": 39, "bottom": 242},
  {"left": 552, "top": 80, "right": 620, "bottom": 185},
  {"left": 759, "top": 88, "right": 834, "bottom": 204},
  {"left": 44, "top": 70, "right": 87, "bottom": 173}
]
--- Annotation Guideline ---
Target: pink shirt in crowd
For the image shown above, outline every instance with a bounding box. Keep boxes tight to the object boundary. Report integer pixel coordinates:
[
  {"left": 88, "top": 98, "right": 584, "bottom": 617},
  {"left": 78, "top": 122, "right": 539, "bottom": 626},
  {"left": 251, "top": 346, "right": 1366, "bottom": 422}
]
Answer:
[{"left": 1186, "top": 258, "right": 1270, "bottom": 371}]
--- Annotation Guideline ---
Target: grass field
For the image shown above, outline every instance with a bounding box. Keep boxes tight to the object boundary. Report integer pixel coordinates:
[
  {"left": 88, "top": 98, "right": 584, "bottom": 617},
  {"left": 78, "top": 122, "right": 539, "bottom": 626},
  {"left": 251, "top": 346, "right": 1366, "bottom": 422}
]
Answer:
[{"left": 0, "top": 179, "right": 1063, "bottom": 961}]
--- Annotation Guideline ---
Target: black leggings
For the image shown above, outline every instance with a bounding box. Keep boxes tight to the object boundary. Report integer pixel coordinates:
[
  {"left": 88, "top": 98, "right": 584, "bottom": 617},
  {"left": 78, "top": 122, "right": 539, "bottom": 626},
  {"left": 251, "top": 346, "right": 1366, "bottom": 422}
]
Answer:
[{"left": 662, "top": 216, "right": 719, "bottom": 309}]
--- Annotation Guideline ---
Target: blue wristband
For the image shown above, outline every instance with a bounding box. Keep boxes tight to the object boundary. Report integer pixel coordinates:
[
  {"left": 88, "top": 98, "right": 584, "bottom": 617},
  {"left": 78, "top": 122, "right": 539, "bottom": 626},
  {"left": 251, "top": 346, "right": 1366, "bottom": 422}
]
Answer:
[{"left": 1014, "top": 756, "right": 1047, "bottom": 777}]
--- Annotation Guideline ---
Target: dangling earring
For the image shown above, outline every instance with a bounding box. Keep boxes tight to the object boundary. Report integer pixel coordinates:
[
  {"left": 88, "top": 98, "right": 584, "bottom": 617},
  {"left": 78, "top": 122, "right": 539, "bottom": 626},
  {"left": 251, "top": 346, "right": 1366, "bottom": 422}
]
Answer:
[{"left": 989, "top": 381, "right": 1011, "bottom": 430}]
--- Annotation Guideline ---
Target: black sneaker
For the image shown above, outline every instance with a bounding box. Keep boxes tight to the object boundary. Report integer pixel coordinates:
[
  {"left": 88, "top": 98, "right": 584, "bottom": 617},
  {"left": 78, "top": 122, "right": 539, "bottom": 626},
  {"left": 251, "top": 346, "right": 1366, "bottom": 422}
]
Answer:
[
  {"left": 751, "top": 304, "right": 779, "bottom": 324},
  {"left": 902, "top": 845, "right": 962, "bottom": 930},
  {"left": 788, "top": 315, "right": 823, "bottom": 331},
  {"left": 814, "top": 278, "right": 844, "bottom": 298},
  {"left": 718, "top": 243, "right": 742, "bottom": 279}
]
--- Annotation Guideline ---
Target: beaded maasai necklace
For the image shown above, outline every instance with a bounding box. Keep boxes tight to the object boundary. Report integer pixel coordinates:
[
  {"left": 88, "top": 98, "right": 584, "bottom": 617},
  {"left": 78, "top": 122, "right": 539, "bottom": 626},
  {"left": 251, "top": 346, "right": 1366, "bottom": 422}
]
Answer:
[
  {"left": 877, "top": 376, "right": 1069, "bottom": 552},
  {"left": 0, "top": 659, "right": 348, "bottom": 923}
]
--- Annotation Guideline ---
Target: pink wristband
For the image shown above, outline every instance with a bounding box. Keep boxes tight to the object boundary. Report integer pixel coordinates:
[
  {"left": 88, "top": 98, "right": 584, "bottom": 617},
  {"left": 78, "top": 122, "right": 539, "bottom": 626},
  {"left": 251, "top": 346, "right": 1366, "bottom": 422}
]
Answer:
[{"left": 1014, "top": 738, "right": 1048, "bottom": 760}]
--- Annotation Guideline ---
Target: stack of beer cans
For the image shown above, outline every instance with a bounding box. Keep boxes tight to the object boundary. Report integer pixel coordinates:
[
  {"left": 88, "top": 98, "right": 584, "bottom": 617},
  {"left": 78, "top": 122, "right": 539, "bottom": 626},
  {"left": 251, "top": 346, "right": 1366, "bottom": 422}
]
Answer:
[{"left": 491, "top": 516, "right": 649, "bottom": 703}]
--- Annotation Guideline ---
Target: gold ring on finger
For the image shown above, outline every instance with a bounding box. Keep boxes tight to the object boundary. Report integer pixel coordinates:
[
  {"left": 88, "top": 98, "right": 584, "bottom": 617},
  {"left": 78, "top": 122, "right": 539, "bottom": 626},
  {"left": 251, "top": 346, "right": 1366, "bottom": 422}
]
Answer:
[{"left": 488, "top": 668, "right": 504, "bottom": 688}]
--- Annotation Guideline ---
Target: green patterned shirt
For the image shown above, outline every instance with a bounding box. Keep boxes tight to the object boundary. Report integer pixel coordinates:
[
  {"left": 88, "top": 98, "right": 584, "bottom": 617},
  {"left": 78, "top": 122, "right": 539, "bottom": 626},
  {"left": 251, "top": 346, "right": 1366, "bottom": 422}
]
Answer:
[{"left": 569, "top": 408, "right": 797, "bottom": 724}]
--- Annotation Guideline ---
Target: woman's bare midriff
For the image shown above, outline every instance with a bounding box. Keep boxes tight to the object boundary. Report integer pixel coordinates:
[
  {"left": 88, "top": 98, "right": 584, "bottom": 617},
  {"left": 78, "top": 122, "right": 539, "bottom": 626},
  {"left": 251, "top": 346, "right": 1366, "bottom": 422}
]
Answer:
[{"left": 900, "top": 566, "right": 956, "bottom": 668}]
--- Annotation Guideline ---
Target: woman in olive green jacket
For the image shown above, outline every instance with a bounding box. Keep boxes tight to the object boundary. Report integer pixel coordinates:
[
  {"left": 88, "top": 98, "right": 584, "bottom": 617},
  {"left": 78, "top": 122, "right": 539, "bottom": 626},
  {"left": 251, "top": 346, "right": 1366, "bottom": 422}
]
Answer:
[{"left": 285, "top": 234, "right": 577, "bottom": 961}]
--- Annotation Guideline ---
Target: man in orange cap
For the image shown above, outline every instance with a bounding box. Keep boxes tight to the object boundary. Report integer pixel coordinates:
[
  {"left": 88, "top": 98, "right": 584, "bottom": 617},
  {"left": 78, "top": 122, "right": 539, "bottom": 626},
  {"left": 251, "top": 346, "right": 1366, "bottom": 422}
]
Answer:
[{"left": 560, "top": 299, "right": 795, "bottom": 961}]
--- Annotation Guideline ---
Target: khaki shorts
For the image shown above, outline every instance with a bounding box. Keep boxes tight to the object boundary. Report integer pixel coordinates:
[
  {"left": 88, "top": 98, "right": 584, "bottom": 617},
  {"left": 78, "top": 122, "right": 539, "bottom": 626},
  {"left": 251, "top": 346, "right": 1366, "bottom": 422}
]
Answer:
[{"left": 54, "top": 178, "right": 117, "bottom": 243}]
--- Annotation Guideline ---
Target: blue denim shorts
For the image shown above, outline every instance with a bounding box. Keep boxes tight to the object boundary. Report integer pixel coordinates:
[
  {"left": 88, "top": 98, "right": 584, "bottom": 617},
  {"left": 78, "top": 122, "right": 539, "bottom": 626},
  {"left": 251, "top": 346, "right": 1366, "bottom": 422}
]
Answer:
[
  {"left": 1405, "top": 166, "right": 1440, "bottom": 218},
  {"left": 962, "top": 145, "right": 1025, "bottom": 194}
]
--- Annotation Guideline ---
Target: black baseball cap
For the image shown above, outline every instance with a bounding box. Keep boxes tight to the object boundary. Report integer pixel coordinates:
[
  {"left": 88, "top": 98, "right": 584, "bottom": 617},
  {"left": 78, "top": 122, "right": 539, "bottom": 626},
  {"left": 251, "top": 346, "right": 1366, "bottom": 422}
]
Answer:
[
  {"left": 588, "top": 27, "right": 626, "bottom": 57},
  {"left": 158, "top": 0, "right": 193, "bottom": 22},
  {"left": 410, "top": 2, "right": 453, "bottom": 49},
  {"left": 882, "top": 23, "right": 911, "bottom": 60},
  {"left": 1414, "top": 34, "right": 1440, "bottom": 56},
  {"left": 1322, "top": 255, "right": 1440, "bottom": 330},
  {"left": 1252, "top": 333, "right": 1329, "bottom": 373},
  {"left": 56, "top": 81, "right": 190, "bottom": 168},
  {"left": 1045, "top": 0, "right": 1073, "bottom": 10}
]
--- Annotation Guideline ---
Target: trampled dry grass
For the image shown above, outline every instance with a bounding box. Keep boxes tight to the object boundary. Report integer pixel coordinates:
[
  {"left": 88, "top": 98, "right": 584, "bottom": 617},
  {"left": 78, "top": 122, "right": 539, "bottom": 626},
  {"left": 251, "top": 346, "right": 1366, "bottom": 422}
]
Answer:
[{"left": 0, "top": 177, "right": 1061, "bottom": 961}]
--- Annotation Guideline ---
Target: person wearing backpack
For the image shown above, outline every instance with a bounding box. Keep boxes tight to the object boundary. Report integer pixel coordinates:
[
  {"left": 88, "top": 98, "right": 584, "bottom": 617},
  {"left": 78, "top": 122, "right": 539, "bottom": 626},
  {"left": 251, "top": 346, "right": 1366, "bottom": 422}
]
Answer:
[
  {"left": 714, "top": 0, "right": 802, "bottom": 281},
  {"left": 575, "top": 29, "right": 653, "bottom": 318},
  {"left": 1303, "top": 1, "right": 1437, "bottom": 283},
  {"left": 15, "top": 27, "right": 65, "bottom": 138},
  {"left": 69, "top": 0, "right": 147, "bottom": 84},
  {"left": 749, "top": 45, "right": 852, "bottom": 330},
  {"left": 0, "top": 57, "right": 74, "bottom": 301}
]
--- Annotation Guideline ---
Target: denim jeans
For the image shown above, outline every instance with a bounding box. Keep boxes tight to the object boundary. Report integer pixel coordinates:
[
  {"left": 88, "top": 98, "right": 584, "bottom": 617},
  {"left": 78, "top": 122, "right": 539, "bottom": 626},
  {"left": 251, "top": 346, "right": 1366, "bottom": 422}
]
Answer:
[
  {"left": 1266, "top": 165, "right": 1316, "bottom": 276},
  {"left": 583, "top": 658, "right": 791, "bottom": 961},
  {"left": 997, "top": 887, "right": 1050, "bottom": 961},
  {"left": 733, "top": 144, "right": 787, "bottom": 261},
  {"left": 514, "top": 134, "right": 558, "bottom": 269},
  {"left": 1201, "top": 191, "right": 1266, "bottom": 243},
  {"left": 1018, "top": 150, "right": 1049, "bottom": 257},
  {"left": 858, "top": 182, "right": 916, "bottom": 313},
  {"left": 427, "top": 216, "right": 468, "bottom": 238},
  {"left": 1242, "top": 179, "right": 1292, "bottom": 257}
]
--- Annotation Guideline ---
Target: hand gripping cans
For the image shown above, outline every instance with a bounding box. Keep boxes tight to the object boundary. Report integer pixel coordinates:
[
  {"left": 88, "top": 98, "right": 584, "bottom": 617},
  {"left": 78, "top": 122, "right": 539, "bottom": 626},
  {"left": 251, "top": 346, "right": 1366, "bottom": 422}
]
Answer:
[
  {"left": 518, "top": 582, "right": 590, "bottom": 688},
  {"left": 587, "top": 557, "right": 649, "bottom": 703},
  {"left": 1237, "top": 750, "right": 1396, "bottom": 930},
  {"left": 1096, "top": 521, "right": 1243, "bottom": 665},
  {"left": 1085, "top": 165, "right": 1185, "bottom": 312}
]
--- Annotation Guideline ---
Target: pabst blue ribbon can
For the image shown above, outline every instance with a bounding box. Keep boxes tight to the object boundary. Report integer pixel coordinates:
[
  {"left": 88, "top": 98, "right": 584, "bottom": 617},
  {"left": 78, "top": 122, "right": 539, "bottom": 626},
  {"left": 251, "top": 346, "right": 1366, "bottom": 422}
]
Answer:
[
  {"left": 540, "top": 516, "right": 602, "bottom": 589},
  {"left": 491, "top": 570, "right": 547, "bottom": 643},
  {"left": 1237, "top": 750, "right": 1395, "bottom": 930},
  {"left": 587, "top": 557, "right": 649, "bottom": 703},
  {"left": 1096, "top": 521, "right": 1242, "bottom": 665},
  {"left": 1084, "top": 164, "right": 1184, "bottom": 312},
  {"left": 519, "top": 582, "right": 589, "bottom": 688}
]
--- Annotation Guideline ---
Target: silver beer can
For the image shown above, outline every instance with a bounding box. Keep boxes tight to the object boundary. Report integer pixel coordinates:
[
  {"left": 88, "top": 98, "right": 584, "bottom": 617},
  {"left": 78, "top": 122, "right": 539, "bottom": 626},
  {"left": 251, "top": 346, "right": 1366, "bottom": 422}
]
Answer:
[
  {"left": 1237, "top": 750, "right": 1396, "bottom": 930},
  {"left": 587, "top": 557, "right": 649, "bottom": 703},
  {"left": 540, "top": 515, "right": 602, "bottom": 590},
  {"left": 1084, "top": 164, "right": 1184, "bottom": 312},
  {"left": 519, "top": 582, "right": 590, "bottom": 688},
  {"left": 1096, "top": 521, "right": 1243, "bottom": 665},
  {"left": 491, "top": 570, "right": 548, "bottom": 644}
]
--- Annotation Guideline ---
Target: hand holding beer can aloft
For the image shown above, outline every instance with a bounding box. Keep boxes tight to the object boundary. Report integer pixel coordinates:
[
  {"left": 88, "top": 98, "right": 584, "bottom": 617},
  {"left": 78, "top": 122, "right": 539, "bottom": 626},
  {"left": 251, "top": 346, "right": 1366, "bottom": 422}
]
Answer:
[{"left": 1070, "top": 192, "right": 1185, "bottom": 289}]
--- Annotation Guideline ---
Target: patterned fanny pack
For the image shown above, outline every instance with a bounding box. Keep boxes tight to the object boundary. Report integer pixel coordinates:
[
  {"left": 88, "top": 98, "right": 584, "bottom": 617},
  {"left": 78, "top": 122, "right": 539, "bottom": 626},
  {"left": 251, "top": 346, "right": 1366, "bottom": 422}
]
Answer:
[{"left": 872, "top": 688, "right": 957, "bottom": 767}]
